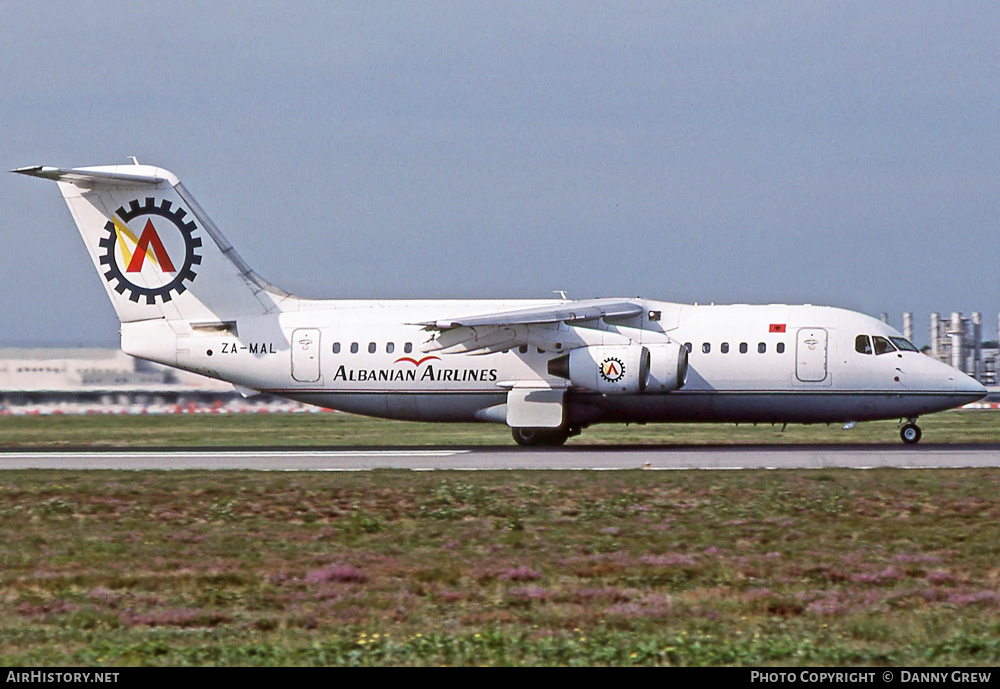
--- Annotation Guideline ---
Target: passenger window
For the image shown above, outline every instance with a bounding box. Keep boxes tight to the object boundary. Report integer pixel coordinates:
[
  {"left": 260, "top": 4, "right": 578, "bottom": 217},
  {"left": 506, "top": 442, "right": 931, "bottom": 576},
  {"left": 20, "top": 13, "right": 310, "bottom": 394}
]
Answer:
[
  {"left": 702, "top": 343, "right": 711, "bottom": 354},
  {"left": 368, "top": 342, "right": 377, "bottom": 354},
  {"left": 739, "top": 343, "right": 748, "bottom": 354},
  {"left": 333, "top": 342, "right": 341, "bottom": 354},
  {"left": 758, "top": 342, "right": 766, "bottom": 354},
  {"left": 776, "top": 342, "right": 785, "bottom": 354},
  {"left": 404, "top": 342, "right": 413, "bottom": 353},
  {"left": 386, "top": 343, "right": 394, "bottom": 354},
  {"left": 855, "top": 335, "right": 873, "bottom": 355},
  {"left": 519, "top": 344, "right": 528, "bottom": 354},
  {"left": 684, "top": 342, "right": 693, "bottom": 353},
  {"left": 873, "top": 336, "right": 897, "bottom": 355},
  {"left": 721, "top": 342, "right": 730, "bottom": 354},
  {"left": 350, "top": 342, "right": 359, "bottom": 354}
]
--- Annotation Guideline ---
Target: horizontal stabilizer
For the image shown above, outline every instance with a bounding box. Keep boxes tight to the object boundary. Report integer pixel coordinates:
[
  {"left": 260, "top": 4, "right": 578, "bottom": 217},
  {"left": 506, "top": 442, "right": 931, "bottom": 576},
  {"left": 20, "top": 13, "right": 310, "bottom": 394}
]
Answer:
[{"left": 13, "top": 166, "right": 165, "bottom": 187}]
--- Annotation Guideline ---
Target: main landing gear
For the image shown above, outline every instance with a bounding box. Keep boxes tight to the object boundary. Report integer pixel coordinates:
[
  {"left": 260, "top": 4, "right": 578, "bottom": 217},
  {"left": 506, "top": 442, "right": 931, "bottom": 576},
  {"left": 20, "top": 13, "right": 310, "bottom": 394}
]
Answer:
[
  {"left": 511, "top": 426, "right": 580, "bottom": 447},
  {"left": 899, "top": 418, "right": 922, "bottom": 445}
]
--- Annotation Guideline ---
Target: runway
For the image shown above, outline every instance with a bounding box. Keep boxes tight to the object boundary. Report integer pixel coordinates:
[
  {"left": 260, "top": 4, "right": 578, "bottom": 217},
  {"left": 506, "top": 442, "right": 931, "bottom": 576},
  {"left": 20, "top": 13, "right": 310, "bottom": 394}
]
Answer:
[{"left": 3, "top": 444, "right": 1000, "bottom": 470}]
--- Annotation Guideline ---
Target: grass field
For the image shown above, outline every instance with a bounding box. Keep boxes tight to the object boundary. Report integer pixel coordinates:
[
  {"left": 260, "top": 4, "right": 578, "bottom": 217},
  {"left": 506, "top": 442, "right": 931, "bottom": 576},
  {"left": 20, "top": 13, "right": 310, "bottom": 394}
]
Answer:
[{"left": 1, "top": 411, "right": 999, "bottom": 666}]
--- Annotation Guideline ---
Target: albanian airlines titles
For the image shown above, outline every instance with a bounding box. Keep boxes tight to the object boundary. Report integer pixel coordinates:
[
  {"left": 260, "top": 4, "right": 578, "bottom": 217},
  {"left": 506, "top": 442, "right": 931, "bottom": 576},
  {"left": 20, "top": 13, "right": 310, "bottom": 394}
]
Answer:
[{"left": 333, "top": 364, "right": 499, "bottom": 383}]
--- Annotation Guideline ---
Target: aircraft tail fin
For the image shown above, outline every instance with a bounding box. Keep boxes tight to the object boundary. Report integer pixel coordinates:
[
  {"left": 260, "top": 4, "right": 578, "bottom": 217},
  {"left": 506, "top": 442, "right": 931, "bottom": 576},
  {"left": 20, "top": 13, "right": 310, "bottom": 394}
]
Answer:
[{"left": 13, "top": 162, "right": 289, "bottom": 324}]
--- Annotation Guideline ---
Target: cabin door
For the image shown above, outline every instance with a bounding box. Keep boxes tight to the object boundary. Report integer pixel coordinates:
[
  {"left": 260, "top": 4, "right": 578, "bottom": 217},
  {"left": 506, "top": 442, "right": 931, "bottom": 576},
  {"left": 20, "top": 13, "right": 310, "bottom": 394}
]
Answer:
[
  {"left": 291, "top": 328, "right": 322, "bottom": 383},
  {"left": 795, "top": 328, "right": 828, "bottom": 382}
]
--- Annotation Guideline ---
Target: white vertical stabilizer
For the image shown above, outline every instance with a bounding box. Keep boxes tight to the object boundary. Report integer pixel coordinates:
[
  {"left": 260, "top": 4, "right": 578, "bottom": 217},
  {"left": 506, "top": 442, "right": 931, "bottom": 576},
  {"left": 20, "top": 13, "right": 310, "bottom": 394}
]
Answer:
[{"left": 14, "top": 163, "right": 288, "bottom": 324}]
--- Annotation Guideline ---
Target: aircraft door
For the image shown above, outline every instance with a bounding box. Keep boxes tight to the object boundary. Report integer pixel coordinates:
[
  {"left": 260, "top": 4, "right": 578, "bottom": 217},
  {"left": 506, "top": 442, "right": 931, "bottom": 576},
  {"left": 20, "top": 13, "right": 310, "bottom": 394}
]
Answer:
[
  {"left": 795, "top": 328, "right": 828, "bottom": 382},
  {"left": 291, "top": 328, "right": 321, "bottom": 383}
]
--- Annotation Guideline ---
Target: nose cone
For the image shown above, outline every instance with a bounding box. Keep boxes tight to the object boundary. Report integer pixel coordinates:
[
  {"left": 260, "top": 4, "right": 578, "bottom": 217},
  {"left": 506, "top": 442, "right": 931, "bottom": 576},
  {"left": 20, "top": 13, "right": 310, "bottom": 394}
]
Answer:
[
  {"left": 955, "top": 370, "right": 987, "bottom": 400},
  {"left": 918, "top": 356, "right": 987, "bottom": 408}
]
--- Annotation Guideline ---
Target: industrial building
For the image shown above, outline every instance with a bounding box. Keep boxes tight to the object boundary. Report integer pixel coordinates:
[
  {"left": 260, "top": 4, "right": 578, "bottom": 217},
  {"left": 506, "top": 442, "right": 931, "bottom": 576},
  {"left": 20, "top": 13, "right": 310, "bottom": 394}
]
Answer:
[
  {"left": 0, "top": 348, "right": 313, "bottom": 414},
  {"left": 890, "top": 312, "right": 999, "bottom": 387}
]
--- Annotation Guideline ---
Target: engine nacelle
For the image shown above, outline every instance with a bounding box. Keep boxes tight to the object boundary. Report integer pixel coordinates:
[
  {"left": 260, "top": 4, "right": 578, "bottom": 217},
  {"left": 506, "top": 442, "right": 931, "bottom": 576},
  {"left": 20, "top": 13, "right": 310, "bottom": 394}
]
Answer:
[
  {"left": 548, "top": 344, "right": 650, "bottom": 394},
  {"left": 644, "top": 342, "right": 689, "bottom": 392},
  {"left": 547, "top": 342, "right": 688, "bottom": 394}
]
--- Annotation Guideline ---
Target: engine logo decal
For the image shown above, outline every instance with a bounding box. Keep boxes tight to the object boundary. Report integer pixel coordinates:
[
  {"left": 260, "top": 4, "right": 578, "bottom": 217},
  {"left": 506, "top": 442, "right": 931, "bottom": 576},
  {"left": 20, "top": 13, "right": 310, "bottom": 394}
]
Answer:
[{"left": 599, "top": 357, "right": 625, "bottom": 383}]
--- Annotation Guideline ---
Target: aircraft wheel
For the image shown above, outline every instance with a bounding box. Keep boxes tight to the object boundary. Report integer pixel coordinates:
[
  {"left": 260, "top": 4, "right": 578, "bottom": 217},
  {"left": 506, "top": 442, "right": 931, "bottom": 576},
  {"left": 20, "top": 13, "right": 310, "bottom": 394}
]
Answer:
[
  {"left": 511, "top": 427, "right": 569, "bottom": 447},
  {"left": 900, "top": 423, "right": 922, "bottom": 445}
]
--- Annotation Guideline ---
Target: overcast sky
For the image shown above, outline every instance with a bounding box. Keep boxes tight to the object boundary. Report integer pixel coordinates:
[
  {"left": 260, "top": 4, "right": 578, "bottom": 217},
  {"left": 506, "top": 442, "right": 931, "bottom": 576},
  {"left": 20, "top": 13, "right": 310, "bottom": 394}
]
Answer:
[{"left": 2, "top": 1, "right": 997, "bottom": 347}]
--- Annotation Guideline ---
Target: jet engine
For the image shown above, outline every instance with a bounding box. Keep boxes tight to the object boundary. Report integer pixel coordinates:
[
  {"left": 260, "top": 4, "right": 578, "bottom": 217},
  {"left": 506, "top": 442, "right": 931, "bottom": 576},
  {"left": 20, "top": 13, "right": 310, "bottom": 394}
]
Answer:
[
  {"left": 644, "top": 342, "right": 689, "bottom": 392},
  {"left": 547, "top": 342, "right": 688, "bottom": 395}
]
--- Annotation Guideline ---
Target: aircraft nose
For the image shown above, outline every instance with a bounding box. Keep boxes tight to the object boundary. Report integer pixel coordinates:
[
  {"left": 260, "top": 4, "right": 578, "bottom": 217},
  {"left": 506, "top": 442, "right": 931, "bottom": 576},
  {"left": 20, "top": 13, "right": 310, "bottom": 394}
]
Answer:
[{"left": 955, "top": 370, "right": 987, "bottom": 399}]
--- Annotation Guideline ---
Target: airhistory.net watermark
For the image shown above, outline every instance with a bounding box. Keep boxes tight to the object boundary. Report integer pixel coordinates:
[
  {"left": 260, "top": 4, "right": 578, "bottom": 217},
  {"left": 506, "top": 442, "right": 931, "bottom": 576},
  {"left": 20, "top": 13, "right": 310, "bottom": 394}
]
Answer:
[{"left": 6, "top": 672, "right": 119, "bottom": 684}]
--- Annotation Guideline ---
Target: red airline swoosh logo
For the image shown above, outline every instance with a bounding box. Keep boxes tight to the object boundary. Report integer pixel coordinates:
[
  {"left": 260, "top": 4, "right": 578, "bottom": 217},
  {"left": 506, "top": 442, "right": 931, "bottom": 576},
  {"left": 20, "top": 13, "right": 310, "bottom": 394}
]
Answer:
[{"left": 394, "top": 356, "right": 441, "bottom": 366}]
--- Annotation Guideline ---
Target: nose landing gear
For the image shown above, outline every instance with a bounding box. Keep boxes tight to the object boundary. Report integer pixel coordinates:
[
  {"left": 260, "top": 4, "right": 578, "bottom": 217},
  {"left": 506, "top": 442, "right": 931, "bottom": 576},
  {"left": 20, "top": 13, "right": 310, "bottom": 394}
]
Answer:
[{"left": 899, "top": 419, "right": 922, "bottom": 445}]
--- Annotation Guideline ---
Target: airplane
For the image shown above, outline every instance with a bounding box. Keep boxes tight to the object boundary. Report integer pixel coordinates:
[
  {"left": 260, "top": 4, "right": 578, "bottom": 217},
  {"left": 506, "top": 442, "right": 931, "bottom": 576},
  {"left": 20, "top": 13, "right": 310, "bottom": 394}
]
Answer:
[{"left": 15, "top": 161, "right": 987, "bottom": 446}]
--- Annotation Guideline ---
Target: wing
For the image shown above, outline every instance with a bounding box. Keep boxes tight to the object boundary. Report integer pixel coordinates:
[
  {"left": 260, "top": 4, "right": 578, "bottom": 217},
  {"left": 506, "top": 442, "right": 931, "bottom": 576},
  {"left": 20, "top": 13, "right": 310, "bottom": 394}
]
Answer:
[
  {"left": 416, "top": 298, "right": 647, "bottom": 355},
  {"left": 417, "top": 298, "right": 644, "bottom": 330}
]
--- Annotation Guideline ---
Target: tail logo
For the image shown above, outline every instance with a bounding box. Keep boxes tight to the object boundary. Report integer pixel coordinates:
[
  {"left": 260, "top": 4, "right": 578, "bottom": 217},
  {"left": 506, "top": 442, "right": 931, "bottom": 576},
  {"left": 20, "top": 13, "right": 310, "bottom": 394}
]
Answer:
[
  {"left": 125, "top": 220, "right": 176, "bottom": 273},
  {"left": 98, "top": 197, "right": 202, "bottom": 304}
]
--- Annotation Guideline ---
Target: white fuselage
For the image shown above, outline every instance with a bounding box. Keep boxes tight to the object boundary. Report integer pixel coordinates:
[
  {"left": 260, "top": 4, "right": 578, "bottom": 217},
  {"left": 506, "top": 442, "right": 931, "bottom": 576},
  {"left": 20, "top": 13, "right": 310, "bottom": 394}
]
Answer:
[{"left": 121, "top": 298, "right": 985, "bottom": 427}]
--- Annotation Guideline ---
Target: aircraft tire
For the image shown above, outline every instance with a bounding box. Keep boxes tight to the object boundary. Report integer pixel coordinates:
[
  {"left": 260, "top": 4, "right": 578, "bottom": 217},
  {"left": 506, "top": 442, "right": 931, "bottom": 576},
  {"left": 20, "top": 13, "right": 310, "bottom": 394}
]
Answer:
[
  {"left": 900, "top": 423, "right": 922, "bottom": 445},
  {"left": 511, "top": 427, "right": 569, "bottom": 447}
]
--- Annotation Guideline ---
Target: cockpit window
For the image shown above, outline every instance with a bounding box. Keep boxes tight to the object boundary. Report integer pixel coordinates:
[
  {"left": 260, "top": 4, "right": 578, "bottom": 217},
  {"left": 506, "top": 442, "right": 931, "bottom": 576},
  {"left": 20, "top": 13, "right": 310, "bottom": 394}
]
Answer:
[
  {"left": 855, "top": 335, "right": 872, "bottom": 355},
  {"left": 889, "top": 337, "right": 919, "bottom": 352},
  {"left": 872, "top": 335, "right": 897, "bottom": 355}
]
